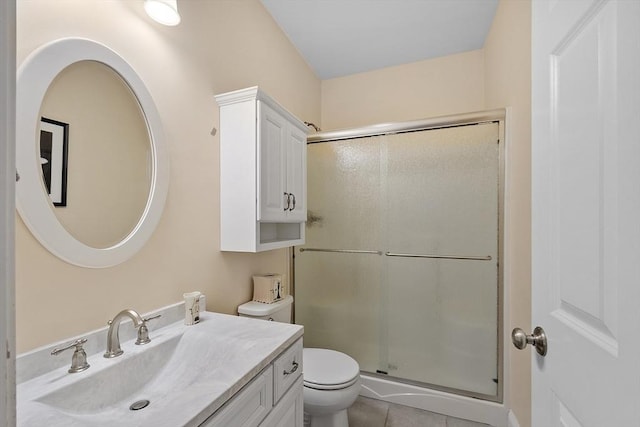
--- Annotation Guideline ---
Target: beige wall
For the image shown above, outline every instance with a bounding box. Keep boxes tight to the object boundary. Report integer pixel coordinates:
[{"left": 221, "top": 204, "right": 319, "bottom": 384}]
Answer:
[
  {"left": 16, "top": 0, "right": 320, "bottom": 353},
  {"left": 320, "top": 1, "right": 531, "bottom": 425},
  {"left": 484, "top": 2, "right": 532, "bottom": 426},
  {"left": 321, "top": 50, "right": 485, "bottom": 130}
]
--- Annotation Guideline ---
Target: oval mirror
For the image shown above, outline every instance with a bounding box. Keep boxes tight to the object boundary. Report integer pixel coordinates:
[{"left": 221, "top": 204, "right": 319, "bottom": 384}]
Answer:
[
  {"left": 40, "top": 60, "right": 152, "bottom": 249},
  {"left": 16, "top": 38, "right": 169, "bottom": 268}
]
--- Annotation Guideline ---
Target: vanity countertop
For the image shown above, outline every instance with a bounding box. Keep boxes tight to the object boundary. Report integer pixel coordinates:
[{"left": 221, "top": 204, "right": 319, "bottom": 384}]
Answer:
[{"left": 17, "top": 311, "right": 303, "bottom": 427}]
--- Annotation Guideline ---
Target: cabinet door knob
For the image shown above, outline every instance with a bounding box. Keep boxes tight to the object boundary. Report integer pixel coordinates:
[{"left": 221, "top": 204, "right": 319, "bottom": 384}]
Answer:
[
  {"left": 289, "top": 193, "right": 296, "bottom": 211},
  {"left": 283, "top": 192, "right": 291, "bottom": 211}
]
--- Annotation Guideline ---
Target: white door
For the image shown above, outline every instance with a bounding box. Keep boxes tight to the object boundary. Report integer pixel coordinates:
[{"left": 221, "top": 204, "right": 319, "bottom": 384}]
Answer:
[
  {"left": 531, "top": 1, "right": 640, "bottom": 426},
  {"left": 258, "top": 100, "right": 288, "bottom": 222},
  {"left": 285, "top": 125, "right": 307, "bottom": 222}
]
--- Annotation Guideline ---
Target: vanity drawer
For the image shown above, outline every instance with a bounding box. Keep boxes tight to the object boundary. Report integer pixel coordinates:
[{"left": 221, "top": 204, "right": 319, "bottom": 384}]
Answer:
[
  {"left": 273, "top": 338, "right": 303, "bottom": 404},
  {"left": 201, "top": 366, "right": 273, "bottom": 427}
]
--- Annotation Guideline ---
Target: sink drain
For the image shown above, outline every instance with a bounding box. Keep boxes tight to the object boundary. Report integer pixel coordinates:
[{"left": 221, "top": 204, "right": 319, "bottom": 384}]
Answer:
[{"left": 129, "top": 399, "right": 150, "bottom": 411}]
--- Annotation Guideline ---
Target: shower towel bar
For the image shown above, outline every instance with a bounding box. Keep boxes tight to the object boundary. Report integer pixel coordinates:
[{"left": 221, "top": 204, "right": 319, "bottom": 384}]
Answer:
[
  {"left": 384, "top": 252, "right": 492, "bottom": 261},
  {"left": 299, "top": 248, "right": 383, "bottom": 255},
  {"left": 299, "top": 248, "right": 491, "bottom": 261}
]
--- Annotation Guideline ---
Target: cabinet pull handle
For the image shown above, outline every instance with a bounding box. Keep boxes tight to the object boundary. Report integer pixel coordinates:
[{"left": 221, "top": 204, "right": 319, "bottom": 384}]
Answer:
[
  {"left": 284, "top": 192, "right": 290, "bottom": 211},
  {"left": 289, "top": 193, "right": 296, "bottom": 211},
  {"left": 283, "top": 361, "right": 299, "bottom": 375}
]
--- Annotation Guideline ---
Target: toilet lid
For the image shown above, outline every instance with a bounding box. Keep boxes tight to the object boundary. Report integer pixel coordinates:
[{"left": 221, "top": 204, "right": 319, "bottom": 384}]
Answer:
[{"left": 303, "top": 348, "right": 360, "bottom": 389}]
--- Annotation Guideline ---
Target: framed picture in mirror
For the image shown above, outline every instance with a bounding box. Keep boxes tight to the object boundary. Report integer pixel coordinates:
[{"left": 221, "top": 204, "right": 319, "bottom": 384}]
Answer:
[{"left": 39, "top": 117, "right": 68, "bottom": 207}]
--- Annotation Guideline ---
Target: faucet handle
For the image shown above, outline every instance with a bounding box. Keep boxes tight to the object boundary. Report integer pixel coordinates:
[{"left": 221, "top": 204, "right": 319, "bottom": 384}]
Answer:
[
  {"left": 144, "top": 314, "right": 162, "bottom": 323},
  {"left": 51, "top": 338, "right": 90, "bottom": 373},
  {"left": 136, "top": 314, "right": 161, "bottom": 345}
]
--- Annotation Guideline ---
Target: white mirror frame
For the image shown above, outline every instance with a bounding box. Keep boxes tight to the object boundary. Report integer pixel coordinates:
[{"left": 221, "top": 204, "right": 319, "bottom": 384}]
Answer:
[{"left": 16, "top": 38, "right": 169, "bottom": 268}]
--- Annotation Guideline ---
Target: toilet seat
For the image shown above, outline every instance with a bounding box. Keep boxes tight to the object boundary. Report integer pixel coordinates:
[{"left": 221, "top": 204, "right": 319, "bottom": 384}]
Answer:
[{"left": 303, "top": 348, "right": 360, "bottom": 390}]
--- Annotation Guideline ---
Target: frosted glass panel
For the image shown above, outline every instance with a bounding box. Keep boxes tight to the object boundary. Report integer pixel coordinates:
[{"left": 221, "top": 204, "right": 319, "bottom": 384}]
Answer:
[
  {"left": 304, "top": 138, "right": 382, "bottom": 249},
  {"left": 295, "top": 123, "right": 500, "bottom": 398},
  {"left": 384, "top": 125, "right": 499, "bottom": 256},
  {"left": 296, "top": 138, "right": 383, "bottom": 373},
  {"left": 383, "top": 124, "right": 499, "bottom": 395},
  {"left": 296, "top": 253, "right": 382, "bottom": 372},
  {"left": 385, "top": 259, "right": 497, "bottom": 394}
]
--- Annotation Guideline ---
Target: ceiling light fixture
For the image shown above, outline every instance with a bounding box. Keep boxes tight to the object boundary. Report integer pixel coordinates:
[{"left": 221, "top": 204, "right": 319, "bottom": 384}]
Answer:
[{"left": 144, "top": 0, "right": 181, "bottom": 26}]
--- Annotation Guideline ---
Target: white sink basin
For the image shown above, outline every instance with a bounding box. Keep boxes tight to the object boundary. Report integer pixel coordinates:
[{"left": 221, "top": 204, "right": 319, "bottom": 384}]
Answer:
[
  {"left": 36, "top": 333, "right": 184, "bottom": 414},
  {"left": 17, "top": 311, "right": 303, "bottom": 427}
]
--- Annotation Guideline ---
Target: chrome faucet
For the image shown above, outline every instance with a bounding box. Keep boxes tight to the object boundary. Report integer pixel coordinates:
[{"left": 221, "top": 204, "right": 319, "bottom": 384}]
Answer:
[{"left": 104, "top": 309, "right": 144, "bottom": 358}]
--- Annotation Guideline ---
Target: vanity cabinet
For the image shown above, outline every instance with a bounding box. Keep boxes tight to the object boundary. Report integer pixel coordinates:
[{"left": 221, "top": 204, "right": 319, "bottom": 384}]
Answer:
[
  {"left": 200, "top": 339, "right": 303, "bottom": 427},
  {"left": 215, "top": 87, "right": 308, "bottom": 252}
]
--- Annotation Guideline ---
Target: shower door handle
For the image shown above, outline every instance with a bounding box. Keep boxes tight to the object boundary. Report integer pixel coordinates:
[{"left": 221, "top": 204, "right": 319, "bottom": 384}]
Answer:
[{"left": 511, "top": 326, "right": 547, "bottom": 356}]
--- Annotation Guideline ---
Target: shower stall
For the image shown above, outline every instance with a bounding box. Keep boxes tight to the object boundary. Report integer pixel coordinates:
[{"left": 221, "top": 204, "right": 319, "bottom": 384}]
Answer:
[{"left": 293, "top": 110, "right": 505, "bottom": 423}]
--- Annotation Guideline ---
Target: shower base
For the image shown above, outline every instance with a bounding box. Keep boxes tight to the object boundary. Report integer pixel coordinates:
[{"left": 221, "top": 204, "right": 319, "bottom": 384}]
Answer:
[{"left": 359, "top": 373, "right": 510, "bottom": 427}]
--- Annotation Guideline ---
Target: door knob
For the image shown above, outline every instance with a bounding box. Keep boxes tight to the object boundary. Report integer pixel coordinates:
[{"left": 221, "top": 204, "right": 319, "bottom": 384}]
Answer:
[{"left": 511, "top": 326, "right": 547, "bottom": 356}]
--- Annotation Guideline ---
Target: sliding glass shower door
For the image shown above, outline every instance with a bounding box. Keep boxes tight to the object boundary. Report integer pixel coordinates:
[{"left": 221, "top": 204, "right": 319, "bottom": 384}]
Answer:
[{"left": 295, "top": 122, "right": 501, "bottom": 399}]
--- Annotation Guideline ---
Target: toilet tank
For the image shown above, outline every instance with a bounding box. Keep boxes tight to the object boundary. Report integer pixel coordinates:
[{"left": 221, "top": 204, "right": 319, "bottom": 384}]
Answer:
[{"left": 237, "top": 295, "right": 293, "bottom": 323}]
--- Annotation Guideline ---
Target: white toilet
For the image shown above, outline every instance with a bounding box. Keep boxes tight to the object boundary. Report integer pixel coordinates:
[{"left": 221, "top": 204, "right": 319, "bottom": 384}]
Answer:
[{"left": 238, "top": 295, "right": 361, "bottom": 427}]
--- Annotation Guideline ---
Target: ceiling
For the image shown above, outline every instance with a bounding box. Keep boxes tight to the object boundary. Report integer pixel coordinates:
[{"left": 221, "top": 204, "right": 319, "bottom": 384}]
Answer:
[{"left": 260, "top": 0, "right": 499, "bottom": 80}]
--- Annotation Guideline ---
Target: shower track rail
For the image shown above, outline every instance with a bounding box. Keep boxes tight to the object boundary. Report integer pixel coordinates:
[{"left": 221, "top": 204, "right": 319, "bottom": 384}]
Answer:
[
  {"left": 299, "top": 248, "right": 492, "bottom": 261},
  {"left": 298, "top": 248, "right": 382, "bottom": 255},
  {"left": 385, "top": 252, "right": 492, "bottom": 261}
]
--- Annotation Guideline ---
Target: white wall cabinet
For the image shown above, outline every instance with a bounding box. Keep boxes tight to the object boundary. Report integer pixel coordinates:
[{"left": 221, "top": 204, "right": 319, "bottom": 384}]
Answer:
[{"left": 216, "top": 87, "right": 308, "bottom": 252}]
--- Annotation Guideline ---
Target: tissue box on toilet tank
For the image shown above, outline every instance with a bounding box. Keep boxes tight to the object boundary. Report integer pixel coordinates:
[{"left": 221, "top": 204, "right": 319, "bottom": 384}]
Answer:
[{"left": 252, "top": 274, "right": 286, "bottom": 303}]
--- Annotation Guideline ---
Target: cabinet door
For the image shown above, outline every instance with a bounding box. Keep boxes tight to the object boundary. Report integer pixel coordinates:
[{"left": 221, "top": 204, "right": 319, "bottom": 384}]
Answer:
[
  {"left": 200, "top": 366, "right": 273, "bottom": 427},
  {"left": 258, "top": 101, "right": 288, "bottom": 222},
  {"left": 285, "top": 125, "right": 307, "bottom": 223},
  {"left": 260, "top": 376, "right": 303, "bottom": 427}
]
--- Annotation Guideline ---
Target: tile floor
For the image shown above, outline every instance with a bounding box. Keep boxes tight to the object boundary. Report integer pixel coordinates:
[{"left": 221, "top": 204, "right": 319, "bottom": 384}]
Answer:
[{"left": 347, "top": 396, "right": 493, "bottom": 427}]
